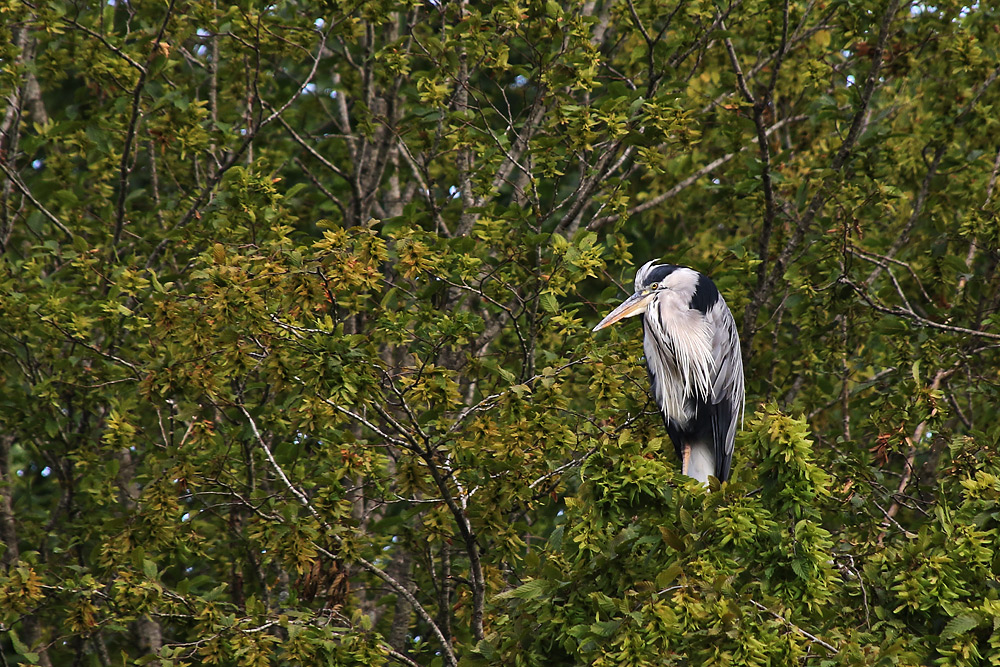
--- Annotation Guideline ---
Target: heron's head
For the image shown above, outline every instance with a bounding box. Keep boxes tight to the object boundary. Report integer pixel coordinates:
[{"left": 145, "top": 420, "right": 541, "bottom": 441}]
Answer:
[{"left": 592, "top": 261, "right": 688, "bottom": 332}]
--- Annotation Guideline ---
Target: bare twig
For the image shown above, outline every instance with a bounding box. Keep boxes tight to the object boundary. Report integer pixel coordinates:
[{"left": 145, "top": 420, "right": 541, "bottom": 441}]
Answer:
[
  {"left": 723, "top": 1, "right": 788, "bottom": 317},
  {"left": 842, "top": 277, "right": 1000, "bottom": 341},
  {"left": 238, "top": 404, "right": 458, "bottom": 667},
  {"left": 39, "top": 316, "right": 140, "bottom": 375},
  {"left": 0, "top": 160, "right": 73, "bottom": 238},
  {"left": 146, "top": 22, "right": 331, "bottom": 269},
  {"left": 318, "top": 397, "right": 411, "bottom": 449},
  {"left": 113, "top": 0, "right": 176, "bottom": 249},
  {"left": 385, "top": 647, "right": 421, "bottom": 667},
  {"left": 864, "top": 143, "right": 945, "bottom": 287},
  {"left": 745, "top": 0, "right": 902, "bottom": 344},
  {"left": 528, "top": 445, "right": 599, "bottom": 490},
  {"left": 57, "top": 11, "right": 146, "bottom": 73},
  {"left": 588, "top": 115, "right": 807, "bottom": 231},
  {"left": 750, "top": 600, "right": 838, "bottom": 654}
]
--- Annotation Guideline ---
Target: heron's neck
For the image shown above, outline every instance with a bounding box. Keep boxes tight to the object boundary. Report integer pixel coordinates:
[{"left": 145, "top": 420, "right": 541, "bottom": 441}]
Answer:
[{"left": 646, "top": 296, "right": 713, "bottom": 398}]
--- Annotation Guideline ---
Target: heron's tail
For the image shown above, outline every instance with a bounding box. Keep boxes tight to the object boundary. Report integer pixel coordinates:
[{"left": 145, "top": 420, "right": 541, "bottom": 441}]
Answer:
[{"left": 681, "top": 441, "right": 715, "bottom": 486}]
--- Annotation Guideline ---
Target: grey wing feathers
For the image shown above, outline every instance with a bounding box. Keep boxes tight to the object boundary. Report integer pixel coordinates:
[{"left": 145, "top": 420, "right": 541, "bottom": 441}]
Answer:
[{"left": 707, "top": 297, "right": 745, "bottom": 480}]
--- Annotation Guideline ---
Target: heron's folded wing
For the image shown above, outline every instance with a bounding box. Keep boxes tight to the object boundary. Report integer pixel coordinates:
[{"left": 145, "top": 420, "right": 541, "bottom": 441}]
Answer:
[{"left": 707, "top": 297, "right": 745, "bottom": 480}]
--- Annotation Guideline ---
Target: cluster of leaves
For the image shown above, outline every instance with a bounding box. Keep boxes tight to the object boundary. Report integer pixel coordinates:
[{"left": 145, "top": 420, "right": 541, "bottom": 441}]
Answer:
[{"left": 2, "top": 0, "right": 1000, "bottom": 665}]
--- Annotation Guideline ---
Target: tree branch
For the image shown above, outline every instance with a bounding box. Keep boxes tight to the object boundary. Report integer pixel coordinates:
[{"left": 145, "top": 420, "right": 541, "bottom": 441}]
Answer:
[
  {"left": 842, "top": 277, "right": 1000, "bottom": 341},
  {"left": 0, "top": 159, "right": 73, "bottom": 238},
  {"left": 146, "top": 22, "right": 331, "bottom": 269},
  {"left": 238, "top": 403, "right": 458, "bottom": 667},
  {"left": 744, "top": 0, "right": 902, "bottom": 343},
  {"left": 113, "top": 0, "right": 176, "bottom": 250},
  {"left": 588, "top": 115, "right": 807, "bottom": 231},
  {"left": 750, "top": 600, "right": 838, "bottom": 654}
]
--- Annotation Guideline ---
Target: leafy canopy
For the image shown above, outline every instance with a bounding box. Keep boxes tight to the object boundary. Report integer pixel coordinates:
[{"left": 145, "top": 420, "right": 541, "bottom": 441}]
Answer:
[{"left": 2, "top": 0, "right": 1000, "bottom": 665}]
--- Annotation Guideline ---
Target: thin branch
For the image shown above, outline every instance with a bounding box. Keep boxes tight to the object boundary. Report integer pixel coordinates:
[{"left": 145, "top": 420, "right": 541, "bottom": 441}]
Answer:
[
  {"left": 146, "top": 23, "right": 331, "bottom": 269},
  {"left": 239, "top": 405, "right": 317, "bottom": 515},
  {"left": 734, "top": 0, "right": 789, "bottom": 312},
  {"left": 40, "top": 316, "right": 140, "bottom": 375},
  {"left": 985, "top": 144, "right": 1000, "bottom": 205},
  {"left": 873, "top": 496, "right": 916, "bottom": 538},
  {"left": 849, "top": 246, "right": 933, "bottom": 304},
  {"left": 720, "top": 23, "right": 755, "bottom": 105},
  {"left": 865, "top": 143, "right": 945, "bottom": 287},
  {"left": 828, "top": 0, "right": 901, "bottom": 175},
  {"left": 588, "top": 115, "right": 807, "bottom": 231},
  {"left": 318, "top": 397, "right": 411, "bottom": 449},
  {"left": 275, "top": 116, "right": 352, "bottom": 182},
  {"left": 625, "top": 0, "right": 659, "bottom": 95},
  {"left": 528, "top": 445, "right": 599, "bottom": 490},
  {"left": 957, "top": 145, "right": 1000, "bottom": 296},
  {"left": 699, "top": 1, "right": 828, "bottom": 116},
  {"left": 749, "top": 600, "right": 838, "bottom": 654},
  {"left": 56, "top": 11, "right": 147, "bottom": 73},
  {"left": 385, "top": 647, "right": 421, "bottom": 667},
  {"left": 842, "top": 277, "right": 1000, "bottom": 341},
  {"left": 480, "top": 89, "right": 546, "bottom": 204},
  {"left": 113, "top": 0, "right": 176, "bottom": 249},
  {"left": 293, "top": 156, "right": 349, "bottom": 220},
  {"left": 807, "top": 367, "right": 897, "bottom": 420},
  {"left": 625, "top": 0, "right": 653, "bottom": 46},
  {"left": 447, "top": 359, "right": 586, "bottom": 435},
  {"left": 238, "top": 403, "right": 458, "bottom": 667},
  {"left": 745, "top": 0, "right": 901, "bottom": 343},
  {"left": 0, "top": 159, "right": 73, "bottom": 238},
  {"left": 667, "top": 0, "right": 745, "bottom": 70},
  {"left": 420, "top": 449, "right": 486, "bottom": 643}
]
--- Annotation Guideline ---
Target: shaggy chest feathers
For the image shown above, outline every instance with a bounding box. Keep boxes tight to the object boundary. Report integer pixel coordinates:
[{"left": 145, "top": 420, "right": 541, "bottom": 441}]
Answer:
[{"left": 642, "top": 290, "right": 715, "bottom": 424}]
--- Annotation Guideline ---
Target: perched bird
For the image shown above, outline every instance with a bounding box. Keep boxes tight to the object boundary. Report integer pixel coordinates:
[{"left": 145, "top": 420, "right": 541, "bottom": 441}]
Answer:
[{"left": 593, "top": 261, "right": 745, "bottom": 484}]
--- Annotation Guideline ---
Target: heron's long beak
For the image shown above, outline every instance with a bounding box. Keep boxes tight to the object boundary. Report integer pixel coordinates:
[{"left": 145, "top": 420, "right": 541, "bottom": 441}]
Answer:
[{"left": 592, "top": 291, "right": 654, "bottom": 332}]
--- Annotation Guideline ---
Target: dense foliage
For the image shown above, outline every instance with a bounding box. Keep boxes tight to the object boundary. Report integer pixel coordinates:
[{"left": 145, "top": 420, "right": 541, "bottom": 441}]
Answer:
[{"left": 2, "top": 0, "right": 1000, "bottom": 664}]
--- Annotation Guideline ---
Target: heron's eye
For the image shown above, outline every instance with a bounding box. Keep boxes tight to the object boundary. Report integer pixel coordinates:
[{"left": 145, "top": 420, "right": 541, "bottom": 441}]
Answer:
[{"left": 650, "top": 282, "right": 660, "bottom": 290}]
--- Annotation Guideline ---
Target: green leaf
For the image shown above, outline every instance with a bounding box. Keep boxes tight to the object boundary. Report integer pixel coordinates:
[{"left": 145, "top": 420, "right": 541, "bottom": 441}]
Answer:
[
  {"left": 495, "top": 579, "right": 550, "bottom": 601},
  {"left": 659, "top": 527, "right": 685, "bottom": 551},
  {"left": 655, "top": 562, "right": 683, "bottom": 588},
  {"left": 589, "top": 619, "right": 621, "bottom": 637},
  {"left": 539, "top": 292, "right": 559, "bottom": 314},
  {"left": 8, "top": 629, "right": 39, "bottom": 663},
  {"left": 941, "top": 613, "right": 980, "bottom": 638}
]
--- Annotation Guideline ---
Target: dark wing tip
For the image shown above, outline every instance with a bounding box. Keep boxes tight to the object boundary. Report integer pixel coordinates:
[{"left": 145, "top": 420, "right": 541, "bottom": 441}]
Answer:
[{"left": 711, "top": 396, "right": 735, "bottom": 481}]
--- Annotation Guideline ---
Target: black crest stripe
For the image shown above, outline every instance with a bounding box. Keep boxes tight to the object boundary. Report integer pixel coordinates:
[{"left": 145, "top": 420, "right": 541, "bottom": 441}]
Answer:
[
  {"left": 641, "top": 264, "right": 678, "bottom": 288},
  {"left": 689, "top": 273, "right": 720, "bottom": 314}
]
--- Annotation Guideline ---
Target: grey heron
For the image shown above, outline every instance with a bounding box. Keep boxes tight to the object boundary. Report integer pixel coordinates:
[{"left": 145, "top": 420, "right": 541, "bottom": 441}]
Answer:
[{"left": 593, "top": 261, "right": 745, "bottom": 484}]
